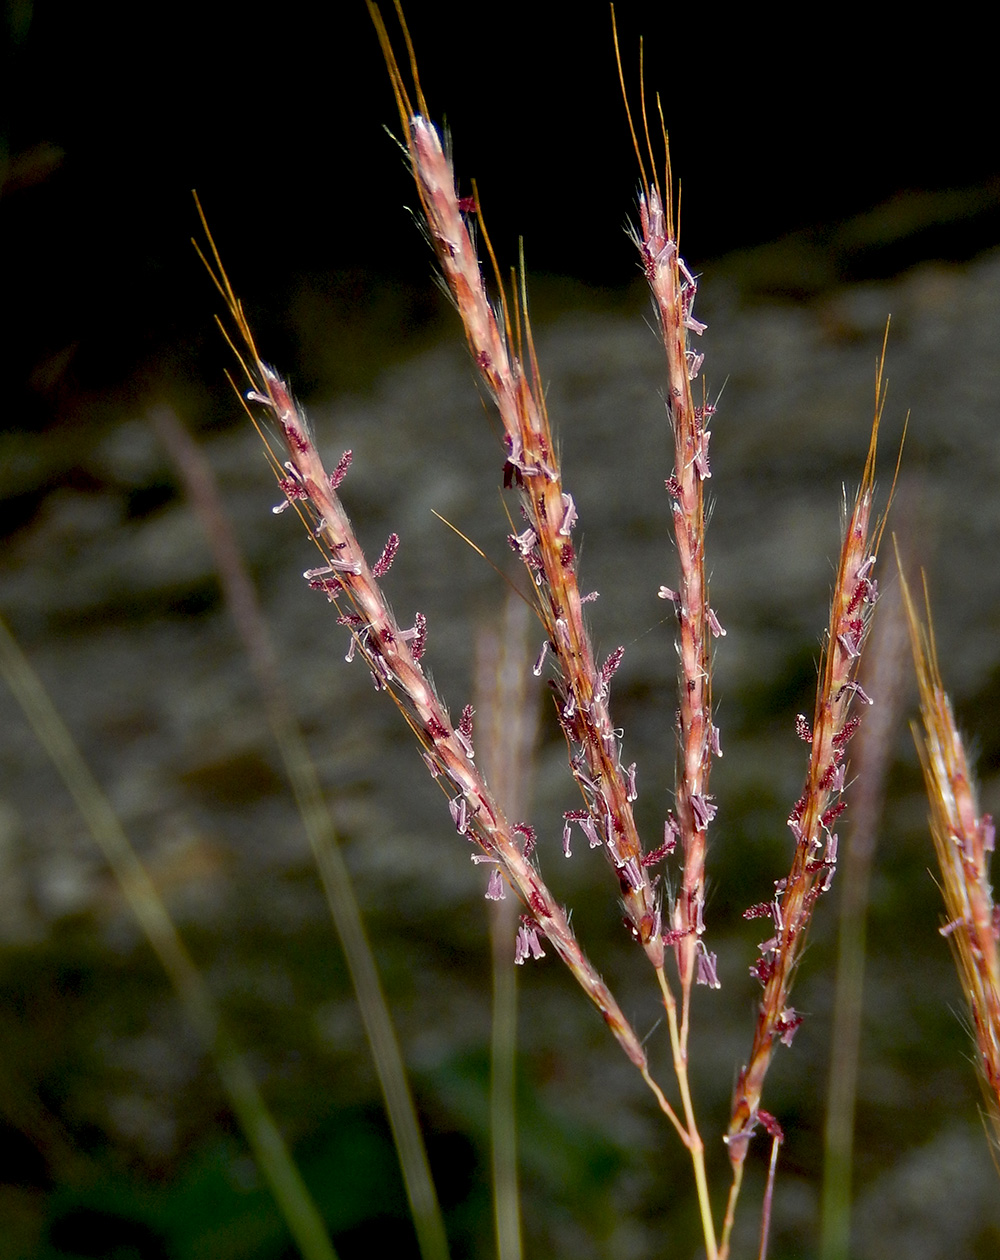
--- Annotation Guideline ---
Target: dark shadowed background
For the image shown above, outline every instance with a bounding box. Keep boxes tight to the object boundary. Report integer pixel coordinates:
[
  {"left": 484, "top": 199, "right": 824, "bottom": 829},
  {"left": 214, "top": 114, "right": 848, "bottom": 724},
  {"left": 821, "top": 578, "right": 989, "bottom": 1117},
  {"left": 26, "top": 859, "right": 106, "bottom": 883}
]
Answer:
[{"left": 3, "top": 2, "right": 1000, "bottom": 1258}]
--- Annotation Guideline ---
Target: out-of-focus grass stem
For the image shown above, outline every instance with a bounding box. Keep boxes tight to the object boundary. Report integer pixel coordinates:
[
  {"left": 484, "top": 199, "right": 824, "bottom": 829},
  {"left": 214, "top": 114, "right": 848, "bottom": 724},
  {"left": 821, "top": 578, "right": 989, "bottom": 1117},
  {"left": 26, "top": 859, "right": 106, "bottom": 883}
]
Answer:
[
  {"left": 151, "top": 404, "right": 450, "bottom": 1260},
  {"left": 0, "top": 612, "right": 338, "bottom": 1260}
]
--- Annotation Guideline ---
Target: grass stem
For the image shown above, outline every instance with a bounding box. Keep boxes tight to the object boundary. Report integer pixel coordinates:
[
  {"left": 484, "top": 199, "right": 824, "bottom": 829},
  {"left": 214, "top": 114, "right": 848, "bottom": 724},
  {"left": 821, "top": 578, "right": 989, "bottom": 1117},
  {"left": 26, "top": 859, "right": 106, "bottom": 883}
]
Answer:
[{"left": 0, "top": 612, "right": 338, "bottom": 1260}]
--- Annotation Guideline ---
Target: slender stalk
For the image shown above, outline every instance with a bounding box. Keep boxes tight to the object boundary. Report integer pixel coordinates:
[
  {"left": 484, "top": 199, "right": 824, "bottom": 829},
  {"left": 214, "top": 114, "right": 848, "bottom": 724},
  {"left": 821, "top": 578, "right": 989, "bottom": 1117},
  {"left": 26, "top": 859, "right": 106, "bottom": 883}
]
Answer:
[
  {"left": 719, "top": 1165, "right": 743, "bottom": 1260},
  {"left": 474, "top": 592, "right": 538, "bottom": 1260},
  {"left": 150, "top": 404, "right": 450, "bottom": 1260},
  {"left": 655, "top": 966, "right": 719, "bottom": 1259},
  {"left": 758, "top": 1133, "right": 781, "bottom": 1260},
  {"left": 0, "top": 613, "right": 338, "bottom": 1260}
]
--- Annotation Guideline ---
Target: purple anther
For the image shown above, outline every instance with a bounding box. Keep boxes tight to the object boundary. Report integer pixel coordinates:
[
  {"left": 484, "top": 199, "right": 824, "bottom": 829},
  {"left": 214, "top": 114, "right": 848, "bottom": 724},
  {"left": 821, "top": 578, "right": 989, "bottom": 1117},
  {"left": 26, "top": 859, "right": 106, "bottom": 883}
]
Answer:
[
  {"left": 369, "top": 653, "right": 390, "bottom": 691},
  {"left": 837, "top": 627, "right": 863, "bottom": 659},
  {"left": 505, "top": 439, "right": 540, "bottom": 479},
  {"left": 693, "top": 429, "right": 712, "bottom": 480},
  {"left": 449, "top": 796, "right": 468, "bottom": 835},
  {"left": 556, "top": 494, "right": 578, "bottom": 539},
  {"left": 572, "top": 765, "right": 599, "bottom": 796},
  {"left": 685, "top": 311, "right": 708, "bottom": 336},
  {"left": 486, "top": 868, "right": 505, "bottom": 901},
  {"left": 983, "top": 814, "right": 996, "bottom": 853},
  {"left": 514, "top": 921, "right": 546, "bottom": 965},
  {"left": 707, "top": 606, "right": 726, "bottom": 638},
  {"left": 624, "top": 762, "right": 638, "bottom": 802},
  {"left": 580, "top": 815, "right": 602, "bottom": 849},
  {"left": 304, "top": 557, "right": 362, "bottom": 580},
  {"left": 710, "top": 724, "right": 723, "bottom": 758},
  {"left": 509, "top": 525, "right": 538, "bottom": 557},
  {"left": 533, "top": 640, "right": 550, "bottom": 677},
  {"left": 422, "top": 751, "right": 441, "bottom": 778},
  {"left": 619, "top": 858, "right": 643, "bottom": 893},
  {"left": 562, "top": 818, "right": 573, "bottom": 858},
  {"left": 686, "top": 350, "right": 705, "bottom": 380},
  {"left": 690, "top": 793, "right": 717, "bottom": 829},
  {"left": 658, "top": 584, "right": 680, "bottom": 604},
  {"left": 696, "top": 943, "right": 721, "bottom": 989},
  {"left": 856, "top": 554, "right": 876, "bottom": 581},
  {"left": 677, "top": 254, "right": 697, "bottom": 287},
  {"left": 837, "top": 680, "right": 874, "bottom": 705},
  {"left": 554, "top": 618, "right": 570, "bottom": 650}
]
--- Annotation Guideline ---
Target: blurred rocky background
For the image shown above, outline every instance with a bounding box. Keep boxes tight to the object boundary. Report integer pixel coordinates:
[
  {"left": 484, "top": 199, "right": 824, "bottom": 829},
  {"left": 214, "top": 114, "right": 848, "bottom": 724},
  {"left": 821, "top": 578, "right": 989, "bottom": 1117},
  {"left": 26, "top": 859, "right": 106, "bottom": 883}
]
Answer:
[{"left": 3, "top": 2, "right": 1000, "bottom": 1258}]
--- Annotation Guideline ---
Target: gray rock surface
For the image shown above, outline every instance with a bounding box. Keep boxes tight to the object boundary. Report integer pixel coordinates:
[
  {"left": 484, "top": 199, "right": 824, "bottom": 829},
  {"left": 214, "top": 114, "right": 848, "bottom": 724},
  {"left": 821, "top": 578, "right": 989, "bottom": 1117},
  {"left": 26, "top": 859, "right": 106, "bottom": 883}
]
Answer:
[{"left": 2, "top": 248, "right": 999, "bottom": 1257}]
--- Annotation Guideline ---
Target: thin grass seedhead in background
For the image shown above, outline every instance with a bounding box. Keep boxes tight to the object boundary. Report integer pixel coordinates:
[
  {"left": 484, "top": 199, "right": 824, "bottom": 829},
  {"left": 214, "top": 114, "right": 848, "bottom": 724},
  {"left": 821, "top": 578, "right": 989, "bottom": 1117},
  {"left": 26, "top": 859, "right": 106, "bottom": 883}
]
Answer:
[
  {"left": 898, "top": 555, "right": 1000, "bottom": 1157},
  {"left": 474, "top": 591, "right": 539, "bottom": 1260}
]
